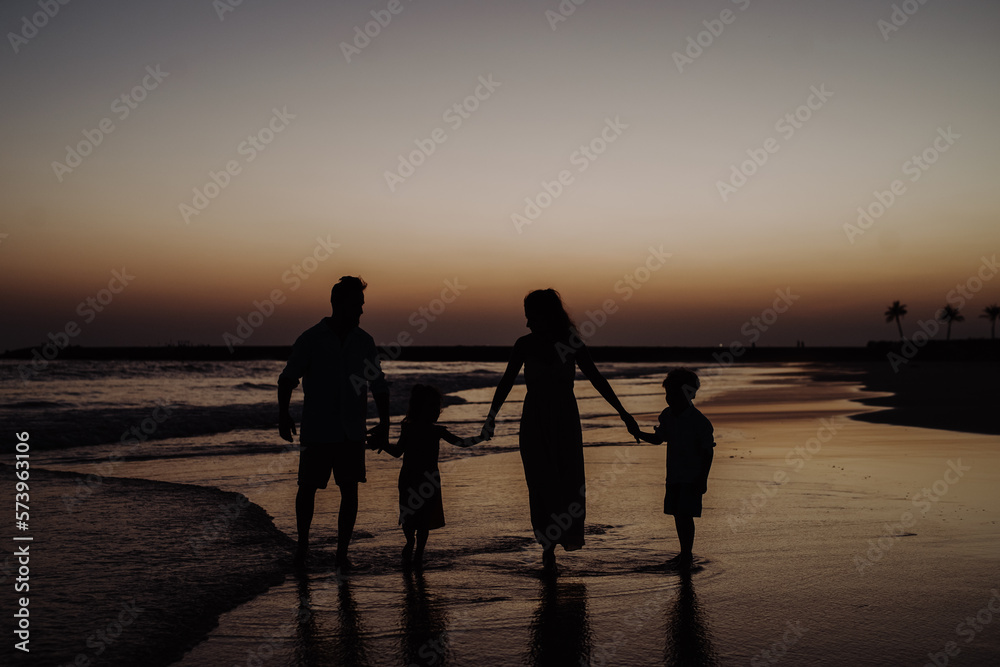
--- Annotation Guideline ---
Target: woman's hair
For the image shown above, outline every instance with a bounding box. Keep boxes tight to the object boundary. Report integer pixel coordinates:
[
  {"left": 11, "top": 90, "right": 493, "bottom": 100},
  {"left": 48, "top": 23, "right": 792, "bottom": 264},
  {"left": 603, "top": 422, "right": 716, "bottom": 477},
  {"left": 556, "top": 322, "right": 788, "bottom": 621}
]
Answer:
[
  {"left": 523, "top": 288, "right": 576, "bottom": 341},
  {"left": 403, "top": 384, "right": 442, "bottom": 424}
]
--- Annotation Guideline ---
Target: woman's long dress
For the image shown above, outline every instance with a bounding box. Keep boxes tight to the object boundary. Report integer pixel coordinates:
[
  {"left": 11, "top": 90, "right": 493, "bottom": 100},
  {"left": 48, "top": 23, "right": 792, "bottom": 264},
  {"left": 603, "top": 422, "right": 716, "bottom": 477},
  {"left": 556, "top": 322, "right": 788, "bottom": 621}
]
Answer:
[{"left": 519, "top": 334, "right": 586, "bottom": 550}]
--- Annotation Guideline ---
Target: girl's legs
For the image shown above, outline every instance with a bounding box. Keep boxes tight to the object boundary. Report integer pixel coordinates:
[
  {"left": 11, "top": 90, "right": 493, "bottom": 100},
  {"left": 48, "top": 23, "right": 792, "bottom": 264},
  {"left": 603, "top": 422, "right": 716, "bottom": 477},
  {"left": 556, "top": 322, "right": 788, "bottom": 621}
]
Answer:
[
  {"left": 413, "top": 529, "right": 429, "bottom": 565},
  {"left": 402, "top": 526, "right": 415, "bottom": 565}
]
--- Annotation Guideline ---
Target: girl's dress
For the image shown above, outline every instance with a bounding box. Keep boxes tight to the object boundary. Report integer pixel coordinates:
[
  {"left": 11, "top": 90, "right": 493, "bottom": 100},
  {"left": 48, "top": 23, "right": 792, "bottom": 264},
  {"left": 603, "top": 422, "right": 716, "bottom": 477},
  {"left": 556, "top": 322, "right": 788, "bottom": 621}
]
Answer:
[
  {"left": 396, "top": 421, "right": 461, "bottom": 530},
  {"left": 518, "top": 333, "right": 586, "bottom": 550}
]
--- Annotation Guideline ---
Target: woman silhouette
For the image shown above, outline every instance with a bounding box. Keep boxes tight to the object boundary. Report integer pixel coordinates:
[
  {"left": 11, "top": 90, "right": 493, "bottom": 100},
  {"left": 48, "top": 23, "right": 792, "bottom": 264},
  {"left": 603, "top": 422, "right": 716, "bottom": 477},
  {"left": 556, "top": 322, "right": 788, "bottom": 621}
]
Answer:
[{"left": 482, "top": 289, "right": 637, "bottom": 571}]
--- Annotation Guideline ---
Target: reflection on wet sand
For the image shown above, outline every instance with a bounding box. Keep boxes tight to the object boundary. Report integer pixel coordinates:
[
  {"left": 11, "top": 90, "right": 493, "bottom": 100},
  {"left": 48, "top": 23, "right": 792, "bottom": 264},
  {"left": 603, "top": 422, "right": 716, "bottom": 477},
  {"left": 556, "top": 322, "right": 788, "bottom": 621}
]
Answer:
[
  {"left": 664, "top": 572, "right": 718, "bottom": 666},
  {"left": 529, "top": 578, "right": 592, "bottom": 666},
  {"left": 294, "top": 573, "right": 370, "bottom": 667},
  {"left": 401, "top": 570, "right": 451, "bottom": 666}
]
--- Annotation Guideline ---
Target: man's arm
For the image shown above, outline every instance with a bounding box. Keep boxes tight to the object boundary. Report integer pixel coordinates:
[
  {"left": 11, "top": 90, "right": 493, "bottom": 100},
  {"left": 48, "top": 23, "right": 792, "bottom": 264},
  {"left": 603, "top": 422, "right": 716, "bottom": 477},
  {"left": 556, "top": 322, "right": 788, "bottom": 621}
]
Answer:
[
  {"left": 278, "top": 381, "right": 297, "bottom": 442},
  {"left": 277, "top": 340, "right": 304, "bottom": 443},
  {"left": 368, "top": 390, "right": 391, "bottom": 450}
]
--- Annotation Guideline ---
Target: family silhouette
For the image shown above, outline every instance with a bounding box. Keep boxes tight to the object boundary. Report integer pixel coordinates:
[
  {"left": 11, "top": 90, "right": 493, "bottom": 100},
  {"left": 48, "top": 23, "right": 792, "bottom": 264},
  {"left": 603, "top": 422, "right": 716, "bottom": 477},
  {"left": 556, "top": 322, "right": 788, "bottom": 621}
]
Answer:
[{"left": 278, "top": 277, "right": 716, "bottom": 574}]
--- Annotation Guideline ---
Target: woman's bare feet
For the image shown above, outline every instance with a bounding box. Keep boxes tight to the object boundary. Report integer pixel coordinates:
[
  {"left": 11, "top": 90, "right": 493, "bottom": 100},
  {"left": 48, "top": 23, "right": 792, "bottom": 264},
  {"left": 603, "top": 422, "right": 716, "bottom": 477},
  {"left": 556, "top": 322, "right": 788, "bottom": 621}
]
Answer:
[{"left": 542, "top": 548, "right": 557, "bottom": 574}]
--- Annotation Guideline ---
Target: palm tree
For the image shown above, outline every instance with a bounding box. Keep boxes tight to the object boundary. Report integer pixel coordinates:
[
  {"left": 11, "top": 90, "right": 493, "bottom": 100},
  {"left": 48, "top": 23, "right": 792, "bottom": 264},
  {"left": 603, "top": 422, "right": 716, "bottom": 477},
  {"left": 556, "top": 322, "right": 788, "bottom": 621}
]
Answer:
[
  {"left": 981, "top": 304, "right": 1000, "bottom": 340},
  {"left": 884, "top": 301, "right": 907, "bottom": 340},
  {"left": 936, "top": 305, "right": 964, "bottom": 341}
]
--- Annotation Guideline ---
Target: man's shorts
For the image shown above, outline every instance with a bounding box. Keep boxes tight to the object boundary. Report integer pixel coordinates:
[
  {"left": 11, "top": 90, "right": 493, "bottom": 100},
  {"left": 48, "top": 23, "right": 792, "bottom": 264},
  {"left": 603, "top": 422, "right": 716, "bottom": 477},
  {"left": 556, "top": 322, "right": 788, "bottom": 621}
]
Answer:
[
  {"left": 298, "top": 441, "right": 366, "bottom": 489},
  {"left": 664, "top": 482, "right": 703, "bottom": 517}
]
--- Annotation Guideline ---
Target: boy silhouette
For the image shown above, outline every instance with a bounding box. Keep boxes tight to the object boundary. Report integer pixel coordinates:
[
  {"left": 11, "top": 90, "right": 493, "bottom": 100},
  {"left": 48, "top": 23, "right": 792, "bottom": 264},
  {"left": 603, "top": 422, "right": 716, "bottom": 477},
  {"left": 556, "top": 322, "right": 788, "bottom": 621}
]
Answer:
[{"left": 631, "top": 368, "right": 714, "bottom": 569}]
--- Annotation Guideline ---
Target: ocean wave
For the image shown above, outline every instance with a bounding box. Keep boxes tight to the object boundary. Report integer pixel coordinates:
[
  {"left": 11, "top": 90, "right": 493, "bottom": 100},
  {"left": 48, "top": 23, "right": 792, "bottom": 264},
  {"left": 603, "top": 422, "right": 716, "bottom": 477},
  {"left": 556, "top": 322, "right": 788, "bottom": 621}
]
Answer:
[{"left": 0, "top": 464, "right": 293, "bottom": 666}]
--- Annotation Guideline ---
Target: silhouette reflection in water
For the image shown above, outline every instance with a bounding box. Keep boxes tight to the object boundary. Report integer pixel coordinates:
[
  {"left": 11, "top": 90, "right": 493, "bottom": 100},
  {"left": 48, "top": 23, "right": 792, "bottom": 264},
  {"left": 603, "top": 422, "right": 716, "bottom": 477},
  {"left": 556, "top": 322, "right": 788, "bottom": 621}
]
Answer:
[
  {"left": 294, "top": 573, "right": 370, "bottom": 667},
  {"left": 400, "top": 570, "right": 450, "bottom": 666},
  {"left": 529, "top": 578, "right": 592, "bottom": 666},
  {"left": 664, "top": 572, "right": 718, "bottom": 666}
]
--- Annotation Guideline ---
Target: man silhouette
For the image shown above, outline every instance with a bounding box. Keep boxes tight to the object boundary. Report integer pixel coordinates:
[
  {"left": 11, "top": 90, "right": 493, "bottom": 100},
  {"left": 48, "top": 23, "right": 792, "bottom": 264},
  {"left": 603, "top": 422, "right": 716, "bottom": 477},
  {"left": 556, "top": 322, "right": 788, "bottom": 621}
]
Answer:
[{"left": 278, "top": 276, "right": 390, "bottom": 569}]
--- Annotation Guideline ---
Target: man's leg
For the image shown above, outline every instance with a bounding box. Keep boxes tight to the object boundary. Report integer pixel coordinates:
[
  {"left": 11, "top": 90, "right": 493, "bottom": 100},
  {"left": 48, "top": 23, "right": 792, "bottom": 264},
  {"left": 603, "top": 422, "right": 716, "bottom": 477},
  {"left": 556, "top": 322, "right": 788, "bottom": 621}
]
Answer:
[
  {"left": 336, "top": 482, "right": 359, "bottom": 564},
  {"left": 295, "top": 485, "right": 319, "bottom": 565}
]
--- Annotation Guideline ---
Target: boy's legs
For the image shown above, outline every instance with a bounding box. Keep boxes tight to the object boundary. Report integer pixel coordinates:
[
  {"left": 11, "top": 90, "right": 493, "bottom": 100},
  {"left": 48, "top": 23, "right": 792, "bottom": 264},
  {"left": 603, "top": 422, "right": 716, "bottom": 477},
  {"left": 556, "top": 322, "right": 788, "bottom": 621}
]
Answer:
[{"left": 674, "top": 514, "right": 695, "bottom": 565}]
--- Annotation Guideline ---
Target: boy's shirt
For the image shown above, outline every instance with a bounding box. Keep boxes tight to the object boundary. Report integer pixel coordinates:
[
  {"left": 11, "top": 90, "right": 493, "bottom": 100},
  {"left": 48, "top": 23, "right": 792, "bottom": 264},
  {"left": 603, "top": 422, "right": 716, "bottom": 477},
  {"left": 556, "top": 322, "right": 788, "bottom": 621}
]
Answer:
[{"left": 654, "top": 405, "right": 715, "bottom": 484}]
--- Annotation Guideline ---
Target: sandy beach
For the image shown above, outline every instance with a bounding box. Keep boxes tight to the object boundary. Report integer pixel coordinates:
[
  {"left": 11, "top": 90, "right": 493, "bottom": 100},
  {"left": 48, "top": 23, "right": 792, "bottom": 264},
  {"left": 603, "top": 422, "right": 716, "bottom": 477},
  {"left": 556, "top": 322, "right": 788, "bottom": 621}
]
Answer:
[{"left": 18, "top": 362, "right": 998, "bottom": 666}]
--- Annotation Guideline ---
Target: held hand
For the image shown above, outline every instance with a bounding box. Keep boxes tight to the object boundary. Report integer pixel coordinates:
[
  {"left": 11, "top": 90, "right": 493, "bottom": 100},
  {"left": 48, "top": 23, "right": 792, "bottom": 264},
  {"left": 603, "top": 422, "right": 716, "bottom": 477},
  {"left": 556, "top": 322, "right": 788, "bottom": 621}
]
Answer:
[
  {"left": 279, "top": 412, "right": 297, "bottom": 443},
  {"left": 367, "top": 422, "right": 389, "bottom": 451},
  {"left": 621, "top": 413, "right": 640, "bottom": 443},
  {"left": 480, "top": 417, "right": 496, "bottom": 441}
]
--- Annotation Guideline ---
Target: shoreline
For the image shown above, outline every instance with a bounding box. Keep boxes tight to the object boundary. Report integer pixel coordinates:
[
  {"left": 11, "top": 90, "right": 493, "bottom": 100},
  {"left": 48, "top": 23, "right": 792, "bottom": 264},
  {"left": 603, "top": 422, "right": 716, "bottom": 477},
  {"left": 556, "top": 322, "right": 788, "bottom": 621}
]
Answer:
[{"left": 804, "top": 361, "right": 1000, "bottom": 436}]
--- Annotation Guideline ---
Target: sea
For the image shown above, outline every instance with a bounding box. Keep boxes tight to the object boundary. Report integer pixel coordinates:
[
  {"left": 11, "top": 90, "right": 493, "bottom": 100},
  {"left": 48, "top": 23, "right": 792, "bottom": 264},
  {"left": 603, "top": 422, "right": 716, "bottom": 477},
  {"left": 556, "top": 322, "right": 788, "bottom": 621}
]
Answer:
[{"left": 0, "top": 358, "right": 767, "bottom": 665}]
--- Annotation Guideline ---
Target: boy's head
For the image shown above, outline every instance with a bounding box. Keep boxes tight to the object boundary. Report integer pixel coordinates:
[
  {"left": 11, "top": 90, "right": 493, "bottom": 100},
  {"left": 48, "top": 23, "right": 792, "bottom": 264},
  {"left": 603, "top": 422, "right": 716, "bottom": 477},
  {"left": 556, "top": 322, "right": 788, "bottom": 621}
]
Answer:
[{"left": 663, "top": 368, "right": 700, "bottom": 410}]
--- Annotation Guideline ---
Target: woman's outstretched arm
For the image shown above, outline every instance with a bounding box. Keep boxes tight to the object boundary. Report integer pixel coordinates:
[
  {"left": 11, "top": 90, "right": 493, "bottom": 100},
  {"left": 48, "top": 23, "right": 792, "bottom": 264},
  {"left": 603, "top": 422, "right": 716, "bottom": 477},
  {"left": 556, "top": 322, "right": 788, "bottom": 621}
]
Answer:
[
  {"left": 575, "top": 342, "right": 639, "bottom": 440},
  {"left": 482, "top": 337, "right": 527, "bottom": 439}
]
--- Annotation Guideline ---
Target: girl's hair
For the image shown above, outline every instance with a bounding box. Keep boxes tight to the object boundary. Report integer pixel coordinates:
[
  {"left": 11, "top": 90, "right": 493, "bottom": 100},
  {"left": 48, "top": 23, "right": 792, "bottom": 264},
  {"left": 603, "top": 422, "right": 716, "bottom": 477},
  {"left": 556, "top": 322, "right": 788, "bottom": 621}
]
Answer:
[
  {"left": 403, "top": 384, "right": 442, "bottom": 424},
  {"left": 523, "top": 288, "right": 576, "bottom": 341}
]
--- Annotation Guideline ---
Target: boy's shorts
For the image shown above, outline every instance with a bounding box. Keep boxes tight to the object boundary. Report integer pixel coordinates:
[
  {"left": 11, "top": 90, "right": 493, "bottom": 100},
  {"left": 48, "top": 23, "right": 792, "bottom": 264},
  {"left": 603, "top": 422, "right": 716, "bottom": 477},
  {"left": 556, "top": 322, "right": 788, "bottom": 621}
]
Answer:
[
  {"left": 664, "top": 482, "right": 702, "bottom": 517},
  {"left": 298, "top": 442, "right": 366, "bottom": 488}
]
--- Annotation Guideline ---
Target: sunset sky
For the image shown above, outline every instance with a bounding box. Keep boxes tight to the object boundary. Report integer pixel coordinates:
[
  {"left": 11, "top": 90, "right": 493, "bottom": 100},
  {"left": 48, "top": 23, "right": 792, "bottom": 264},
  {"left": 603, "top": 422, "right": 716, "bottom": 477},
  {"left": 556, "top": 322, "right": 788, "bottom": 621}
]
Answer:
[{"left": 2, "top": 0, "right": 998, "bottom": 350}]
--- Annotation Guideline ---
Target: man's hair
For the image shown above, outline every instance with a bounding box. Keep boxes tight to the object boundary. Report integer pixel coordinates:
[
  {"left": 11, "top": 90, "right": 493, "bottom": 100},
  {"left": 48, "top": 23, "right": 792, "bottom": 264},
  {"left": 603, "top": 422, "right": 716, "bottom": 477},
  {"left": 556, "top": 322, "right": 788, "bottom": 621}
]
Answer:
[
  {"left": 331, "top": 276, "right": 367, "bottom": 305},
  {"left": 663, "top": 367, "right": 700, "bottom": 396}
]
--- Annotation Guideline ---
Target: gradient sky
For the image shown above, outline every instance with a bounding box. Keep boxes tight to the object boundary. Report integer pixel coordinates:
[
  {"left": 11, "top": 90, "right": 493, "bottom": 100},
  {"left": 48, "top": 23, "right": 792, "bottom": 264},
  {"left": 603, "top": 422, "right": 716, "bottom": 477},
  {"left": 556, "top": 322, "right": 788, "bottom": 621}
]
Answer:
[{"left": 2, "top": 0, "right": 998, "bottom": 350}]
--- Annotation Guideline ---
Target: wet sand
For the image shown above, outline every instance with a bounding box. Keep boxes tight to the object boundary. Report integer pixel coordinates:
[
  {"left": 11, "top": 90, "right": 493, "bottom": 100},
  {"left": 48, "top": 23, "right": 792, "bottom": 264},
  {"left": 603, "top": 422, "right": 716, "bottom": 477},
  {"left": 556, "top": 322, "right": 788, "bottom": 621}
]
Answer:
[{"left": 30, "top": 365, "right": 1000, "bottom": 665}]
